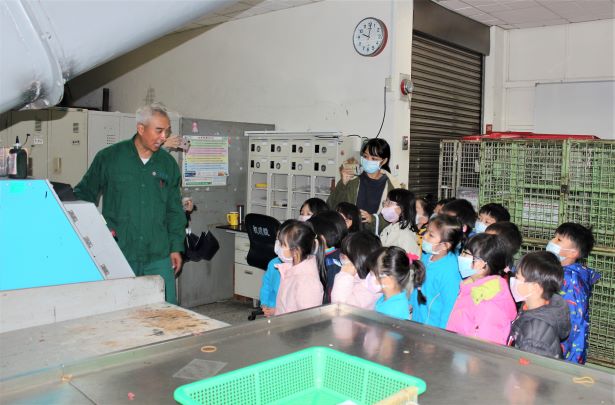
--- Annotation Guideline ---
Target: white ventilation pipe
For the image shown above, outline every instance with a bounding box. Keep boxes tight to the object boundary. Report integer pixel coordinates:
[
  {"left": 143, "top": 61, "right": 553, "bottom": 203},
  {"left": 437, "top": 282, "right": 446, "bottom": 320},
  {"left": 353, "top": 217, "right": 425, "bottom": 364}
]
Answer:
[{"left": 0, "top": 0, "right": 235, "bottom": 113}]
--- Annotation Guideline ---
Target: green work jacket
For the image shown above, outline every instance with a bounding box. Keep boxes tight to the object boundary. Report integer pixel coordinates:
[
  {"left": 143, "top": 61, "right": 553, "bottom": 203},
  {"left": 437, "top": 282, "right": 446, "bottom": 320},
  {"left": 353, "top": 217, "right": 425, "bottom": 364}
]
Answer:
[{"left": 74, "top": 136, "right": 186, "bottom": 264}]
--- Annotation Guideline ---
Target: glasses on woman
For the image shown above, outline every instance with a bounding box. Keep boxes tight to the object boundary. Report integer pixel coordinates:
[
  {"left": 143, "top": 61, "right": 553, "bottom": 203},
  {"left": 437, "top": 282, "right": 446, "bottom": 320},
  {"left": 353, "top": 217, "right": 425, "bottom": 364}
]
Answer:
[{"left": 382, "top": 199, "right": 398, "bottom": 208}]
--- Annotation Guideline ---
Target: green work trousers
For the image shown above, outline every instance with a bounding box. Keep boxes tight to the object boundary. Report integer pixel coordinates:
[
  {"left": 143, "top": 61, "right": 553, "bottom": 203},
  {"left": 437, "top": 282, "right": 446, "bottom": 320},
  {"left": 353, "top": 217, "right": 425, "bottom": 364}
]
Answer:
[{"left": 129, "top": 257, "right": 177, "bottom": 305}]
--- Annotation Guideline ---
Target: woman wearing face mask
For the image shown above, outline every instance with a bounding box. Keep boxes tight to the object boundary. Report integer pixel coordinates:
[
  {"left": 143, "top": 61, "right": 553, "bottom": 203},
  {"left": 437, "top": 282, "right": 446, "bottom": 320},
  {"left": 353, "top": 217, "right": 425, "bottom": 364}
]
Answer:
[
  {"left": 327, "top": 138, "right": 402, "bottom": 234},
  {"left": 330, "top": 231, "right": 383, "bottom": 309},
  {"left": 446, "top": 234, "right": 517, "bottom": 344},
  {"left": 379, "top": 189, "right": 421, "bottom": 256}
]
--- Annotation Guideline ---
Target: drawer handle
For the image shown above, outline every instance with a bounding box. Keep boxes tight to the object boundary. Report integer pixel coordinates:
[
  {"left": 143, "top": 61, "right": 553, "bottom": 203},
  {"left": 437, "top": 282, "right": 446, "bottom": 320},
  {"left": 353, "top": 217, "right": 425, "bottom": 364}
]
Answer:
[{"left": 244, "top": 269, "right": 253, "bottom": 275}]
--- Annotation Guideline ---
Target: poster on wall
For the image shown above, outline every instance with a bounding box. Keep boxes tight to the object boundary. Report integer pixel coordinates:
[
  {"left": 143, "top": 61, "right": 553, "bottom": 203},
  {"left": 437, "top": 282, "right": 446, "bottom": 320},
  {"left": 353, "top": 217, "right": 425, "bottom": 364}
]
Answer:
[{"left": 182, "top": 135, "right": 229, "bottom": 187}]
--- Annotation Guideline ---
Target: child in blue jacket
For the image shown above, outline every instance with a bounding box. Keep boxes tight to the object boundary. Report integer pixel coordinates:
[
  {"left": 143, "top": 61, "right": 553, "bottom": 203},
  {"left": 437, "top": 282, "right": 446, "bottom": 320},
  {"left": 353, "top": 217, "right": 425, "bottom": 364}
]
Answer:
[
  {"left": 409, "top": 215, "right": 463, "bottom": 328},
  {"left": 368, "top": 246, "right": 426, "bottom": 320},
  {"left": 547, "top": 223, "right": 600, "bottom": 364}
]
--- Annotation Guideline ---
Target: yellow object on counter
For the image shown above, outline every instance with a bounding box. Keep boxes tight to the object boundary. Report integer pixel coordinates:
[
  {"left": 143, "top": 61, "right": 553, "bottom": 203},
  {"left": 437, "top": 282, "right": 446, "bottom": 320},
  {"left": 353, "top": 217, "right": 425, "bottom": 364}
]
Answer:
[{"left": 255, "top": 183, "right": 268, "bottom": 189}]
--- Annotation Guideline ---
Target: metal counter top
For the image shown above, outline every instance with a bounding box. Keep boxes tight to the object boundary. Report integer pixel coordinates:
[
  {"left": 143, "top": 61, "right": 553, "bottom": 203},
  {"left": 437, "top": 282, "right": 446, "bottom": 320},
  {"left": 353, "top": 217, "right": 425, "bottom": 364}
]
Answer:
[{"left": 1, "top": 305, "right": 613, "bottom": 404}]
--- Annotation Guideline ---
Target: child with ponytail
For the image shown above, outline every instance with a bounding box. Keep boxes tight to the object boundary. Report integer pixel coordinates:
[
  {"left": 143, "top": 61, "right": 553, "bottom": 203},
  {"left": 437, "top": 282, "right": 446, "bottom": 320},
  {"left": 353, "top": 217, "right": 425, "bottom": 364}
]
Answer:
[
  {"left": 274, "top": 220, "right": 325, "bottom": 315},
  {"left": 367, "top": 246, "right": 426, "bottom": 321}
]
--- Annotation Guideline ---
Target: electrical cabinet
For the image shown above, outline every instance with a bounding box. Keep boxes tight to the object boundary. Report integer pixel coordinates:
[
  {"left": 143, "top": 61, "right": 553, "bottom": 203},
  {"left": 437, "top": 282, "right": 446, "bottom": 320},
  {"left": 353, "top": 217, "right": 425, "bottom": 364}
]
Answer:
[
  {"left": 87, "top": 111, "right": 121, "bottom": 166},
  {"left": 246, "top": 131, "right": 361, "bottom": 222},
  {"left": 47, "top": 109, "right": 88, "bottom": 186}
]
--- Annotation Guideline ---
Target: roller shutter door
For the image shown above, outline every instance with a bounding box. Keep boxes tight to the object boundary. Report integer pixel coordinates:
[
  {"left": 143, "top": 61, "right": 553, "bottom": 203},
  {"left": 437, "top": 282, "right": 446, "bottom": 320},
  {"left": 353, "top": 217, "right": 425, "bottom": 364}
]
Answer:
[{"left": 408, "top": 33, "right": 483, "bottom": 197}]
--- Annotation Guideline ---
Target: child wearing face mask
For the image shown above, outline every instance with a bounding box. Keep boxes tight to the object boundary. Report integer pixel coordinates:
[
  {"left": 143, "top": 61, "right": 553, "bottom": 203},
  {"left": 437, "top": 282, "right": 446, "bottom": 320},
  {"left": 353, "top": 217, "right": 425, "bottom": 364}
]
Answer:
[
  {"left": 474, "top": 203, "right": 510, "bottom": 234},
  {"left": 546, "top": 223, "right": 599, "bottom": 364},
  {"left": 274, "top": 220, "right": 325, "bottom": 315},
  {"left": 331, "top": 231, "right": 383, "bottom": 309},
  {"left": 409, "top": 214, "right": 463, "bottom": 328},
  {"left": 368, "top": 246, "right": 426, "bottom": 320},
  {"left": 507, "top": 251, "right": 571, "bottom": 359},
  {"left": 379, "top": 189, "right": 421, "bottom": 257},
  {"left": 298, "top": 198, "right": 329, "bottom": 222},
  {"left": 446, "top": 234, "right": 516, "bottom": 344},
  {"left": 415, "top": 196, "right": 435, "bottom": 254}
]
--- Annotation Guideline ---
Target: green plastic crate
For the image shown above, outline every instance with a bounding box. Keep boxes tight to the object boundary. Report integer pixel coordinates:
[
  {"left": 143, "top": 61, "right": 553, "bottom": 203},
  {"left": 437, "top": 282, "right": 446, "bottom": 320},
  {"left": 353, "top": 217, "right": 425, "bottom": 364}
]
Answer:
[
  {"left": 586, "top": 249, "right": 615, "bottom": 367},
  {"left": 479, "top": 139, "right": 615, "bottom": 248},
  {"left": 174, "top": 347, "right": 427, "bottom": 405}
]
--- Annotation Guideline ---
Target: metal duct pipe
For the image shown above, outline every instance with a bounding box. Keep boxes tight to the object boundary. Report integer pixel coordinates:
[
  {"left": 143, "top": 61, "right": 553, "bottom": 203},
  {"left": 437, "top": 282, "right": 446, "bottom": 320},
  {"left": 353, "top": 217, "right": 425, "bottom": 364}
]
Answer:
[{"left": 0, "top": 0, "right": 236, "bottom": 113}]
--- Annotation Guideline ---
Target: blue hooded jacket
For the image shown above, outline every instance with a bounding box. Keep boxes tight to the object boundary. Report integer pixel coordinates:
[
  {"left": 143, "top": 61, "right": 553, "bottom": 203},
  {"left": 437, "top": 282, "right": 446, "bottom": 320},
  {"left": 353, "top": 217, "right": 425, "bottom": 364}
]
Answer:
[
  {"left": 560, "top": 262, "right": 600, "bottom": 364},
  {"left": 259, "top": 257, "right": 282, "bottom": 308}
]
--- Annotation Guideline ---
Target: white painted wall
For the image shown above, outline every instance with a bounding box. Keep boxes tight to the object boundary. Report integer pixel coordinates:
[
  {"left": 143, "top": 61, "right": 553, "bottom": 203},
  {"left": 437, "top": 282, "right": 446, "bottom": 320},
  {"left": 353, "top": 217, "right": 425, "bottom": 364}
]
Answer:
[
  {"left": 71, "top": 0, "right": 414, "bottom": 182},
  {"left": 483, "top": 19, "right": 615, "bottom": 139}
]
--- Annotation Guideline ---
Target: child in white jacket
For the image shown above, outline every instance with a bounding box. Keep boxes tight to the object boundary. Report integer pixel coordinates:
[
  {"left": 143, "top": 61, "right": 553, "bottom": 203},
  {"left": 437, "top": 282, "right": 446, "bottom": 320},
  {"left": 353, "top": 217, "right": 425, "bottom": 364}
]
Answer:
[
  {"left": 331, "top": 231, "right": 383, "bottom": 309},
  {"left": 379, "top": 188, "right": 421, "bottom": 256}
]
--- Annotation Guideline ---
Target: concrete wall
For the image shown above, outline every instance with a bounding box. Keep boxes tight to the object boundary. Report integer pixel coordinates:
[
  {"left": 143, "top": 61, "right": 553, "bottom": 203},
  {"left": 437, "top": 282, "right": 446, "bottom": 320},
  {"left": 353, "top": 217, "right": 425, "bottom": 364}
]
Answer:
[
  {"left": 71, "top": 0, "right": 414, "bottom": 181},
  {"left": 483, "top": 19, "right": 615, "bottom": 138}
]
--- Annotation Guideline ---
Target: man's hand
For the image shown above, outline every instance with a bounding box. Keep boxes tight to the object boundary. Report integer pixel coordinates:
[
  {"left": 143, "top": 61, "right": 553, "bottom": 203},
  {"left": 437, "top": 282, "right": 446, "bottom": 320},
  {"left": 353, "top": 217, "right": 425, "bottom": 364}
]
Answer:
[{"left": 170, "top": 252, "right": 183, "bottom": 275}]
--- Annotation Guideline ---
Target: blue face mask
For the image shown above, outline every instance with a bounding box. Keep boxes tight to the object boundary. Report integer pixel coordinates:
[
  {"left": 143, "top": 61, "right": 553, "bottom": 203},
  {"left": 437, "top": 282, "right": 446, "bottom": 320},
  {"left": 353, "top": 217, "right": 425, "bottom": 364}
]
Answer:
[
  {"left": 474, "top": 220, "right": 487, "bottom": 234},
  {"left": 458, "top": 255, "right": 476, "bottom": 278},
  {"left": 360, "top": 157, "right": 381, "bottom": 174},
  {"left": 546, "top": 241, "right": 565, "bottom": 262},
  {"left": 422, "top": 240, "right": 441, "bottom": 255}
]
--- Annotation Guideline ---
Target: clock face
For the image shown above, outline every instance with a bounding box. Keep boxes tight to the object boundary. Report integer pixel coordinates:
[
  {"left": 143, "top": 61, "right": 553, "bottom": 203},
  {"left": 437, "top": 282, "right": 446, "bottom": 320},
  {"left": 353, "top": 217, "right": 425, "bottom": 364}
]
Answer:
[{"left": 353, "top": 18, "right": 388, "bottom": 57}]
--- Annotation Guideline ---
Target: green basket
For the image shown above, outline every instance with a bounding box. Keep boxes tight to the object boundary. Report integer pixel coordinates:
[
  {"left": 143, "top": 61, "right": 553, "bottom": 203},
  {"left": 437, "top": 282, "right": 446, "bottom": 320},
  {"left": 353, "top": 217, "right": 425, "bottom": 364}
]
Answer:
[{"left": 174, "top": 347, "right": 427, "bottom": 405}]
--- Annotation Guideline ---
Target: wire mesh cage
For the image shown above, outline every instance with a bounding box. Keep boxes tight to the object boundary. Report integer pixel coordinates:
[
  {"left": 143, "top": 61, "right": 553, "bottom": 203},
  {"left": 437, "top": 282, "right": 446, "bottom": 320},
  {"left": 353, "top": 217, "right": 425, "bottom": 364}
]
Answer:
[
  {"left": 438, "top": 139, "right": 481, "bottom": 201},
  {"left": 438, "top": 140, "right": 458, "bottom": 200},
  {"left": 565, "top": 141, "right": 615, "bottom": 249},
  {"left": 480, "top": 139, "right": 615, "bottom": 249},
  {"left": 457, "top": 141, "right": 481, "bottom": 189},
  {"left": 516, "top": 239, "right": 614, "bottom": 368}
]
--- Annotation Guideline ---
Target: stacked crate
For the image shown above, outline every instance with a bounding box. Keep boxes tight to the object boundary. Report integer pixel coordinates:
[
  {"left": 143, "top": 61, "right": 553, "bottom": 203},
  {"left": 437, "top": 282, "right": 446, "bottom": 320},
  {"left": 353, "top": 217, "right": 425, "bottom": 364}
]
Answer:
[
  {"left": 480, "top": 138, "right": 615, "bottom": 367},
  {"left": 438, "top": 139, "right": 480, "bottom": 202}
]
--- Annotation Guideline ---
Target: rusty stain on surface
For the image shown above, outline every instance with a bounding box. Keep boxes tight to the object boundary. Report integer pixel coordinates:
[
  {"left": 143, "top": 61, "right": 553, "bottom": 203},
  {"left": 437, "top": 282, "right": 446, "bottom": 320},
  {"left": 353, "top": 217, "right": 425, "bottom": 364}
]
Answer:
[{"left": 133, "top": 308, "right": 208, "bottom": 333}]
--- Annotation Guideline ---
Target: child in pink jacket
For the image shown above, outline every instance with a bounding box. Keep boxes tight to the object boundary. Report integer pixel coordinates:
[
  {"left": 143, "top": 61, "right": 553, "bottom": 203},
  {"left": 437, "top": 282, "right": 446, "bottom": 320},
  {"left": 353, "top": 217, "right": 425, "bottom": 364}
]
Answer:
[
  {"left": 446, "top": 233, "right": 517, "bottom": 344},
  {"left": 331, "top": 231, "right": 383, "bottom": 309},
  {"left": 275, "top": 220, "right": 325, "bottom": 315}
]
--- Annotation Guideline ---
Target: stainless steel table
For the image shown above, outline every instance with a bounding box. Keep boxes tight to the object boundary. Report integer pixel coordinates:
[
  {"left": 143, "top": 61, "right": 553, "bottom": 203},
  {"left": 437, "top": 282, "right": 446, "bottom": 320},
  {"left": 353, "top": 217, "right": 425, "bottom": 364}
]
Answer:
[{"left": 1, "top": 305, "right": 613, "bottom": 404}]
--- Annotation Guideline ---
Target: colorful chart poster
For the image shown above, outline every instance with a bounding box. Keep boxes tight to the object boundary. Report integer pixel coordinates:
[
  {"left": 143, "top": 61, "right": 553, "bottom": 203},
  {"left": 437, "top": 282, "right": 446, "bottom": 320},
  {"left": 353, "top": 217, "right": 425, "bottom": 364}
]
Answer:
[{"left": 182, "top": 135, "right": 229, "bottom": 187}]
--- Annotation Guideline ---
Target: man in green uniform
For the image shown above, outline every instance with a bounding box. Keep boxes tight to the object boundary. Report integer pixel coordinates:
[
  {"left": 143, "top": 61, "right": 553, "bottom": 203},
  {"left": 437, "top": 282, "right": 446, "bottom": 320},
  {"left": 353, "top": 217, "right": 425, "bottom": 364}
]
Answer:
[{"left": 75, "top": 103, "right": 186, "bottom": 304}]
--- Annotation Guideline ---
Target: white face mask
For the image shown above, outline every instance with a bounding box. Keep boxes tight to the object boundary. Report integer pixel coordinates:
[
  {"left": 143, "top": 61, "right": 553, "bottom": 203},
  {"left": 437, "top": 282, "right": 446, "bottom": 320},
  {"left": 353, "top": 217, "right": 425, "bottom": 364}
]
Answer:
[
  {"left": 509, "top": 277, "right": 531, "bottom": 303},
  {"left": 474, "top": 220, "right": 488, "bottom": 233},
  {"left": 381, "top": 206, "right": 400, "bottom": 223},
  {"left": 275, "top": 240, "right": 294, "bottom": 263},
  {"left": 298, "top": 214, "right": 311, "bottom": 222}
]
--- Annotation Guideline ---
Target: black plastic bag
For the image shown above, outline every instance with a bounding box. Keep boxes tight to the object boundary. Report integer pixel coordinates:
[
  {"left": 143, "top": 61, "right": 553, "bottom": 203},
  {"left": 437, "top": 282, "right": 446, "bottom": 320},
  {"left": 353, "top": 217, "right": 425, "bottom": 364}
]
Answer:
[{"left": 184, "top": 230, "right": 219, "bottom": 262}]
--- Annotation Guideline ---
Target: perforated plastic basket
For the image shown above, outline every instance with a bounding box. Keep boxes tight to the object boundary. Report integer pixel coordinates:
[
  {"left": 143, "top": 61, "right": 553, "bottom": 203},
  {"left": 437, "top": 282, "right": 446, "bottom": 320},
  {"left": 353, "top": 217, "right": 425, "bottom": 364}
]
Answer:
[{"left": 174, "top": 346, "right": 427, "bottom": 405}]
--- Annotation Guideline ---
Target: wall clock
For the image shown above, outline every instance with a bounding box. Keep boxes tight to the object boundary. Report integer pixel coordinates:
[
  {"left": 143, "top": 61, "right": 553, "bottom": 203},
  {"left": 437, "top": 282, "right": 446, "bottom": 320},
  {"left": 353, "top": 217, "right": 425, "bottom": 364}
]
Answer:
[{"left": 353, "top": 17, "right": 388, "bottom": 57}]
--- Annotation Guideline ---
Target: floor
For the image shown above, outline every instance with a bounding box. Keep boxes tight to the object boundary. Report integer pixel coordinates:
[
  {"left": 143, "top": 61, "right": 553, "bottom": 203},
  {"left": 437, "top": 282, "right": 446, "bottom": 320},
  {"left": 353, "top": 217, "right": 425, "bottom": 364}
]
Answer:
[{"left": 189, "top": 299, "right": 258, "bottom": 325}]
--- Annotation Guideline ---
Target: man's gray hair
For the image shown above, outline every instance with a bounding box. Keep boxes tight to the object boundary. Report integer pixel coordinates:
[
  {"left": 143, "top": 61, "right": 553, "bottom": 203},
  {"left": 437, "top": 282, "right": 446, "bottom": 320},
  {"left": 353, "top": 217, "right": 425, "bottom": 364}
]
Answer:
[{"left": 136, "top": 102, "right": 169, "bottom": 126}]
